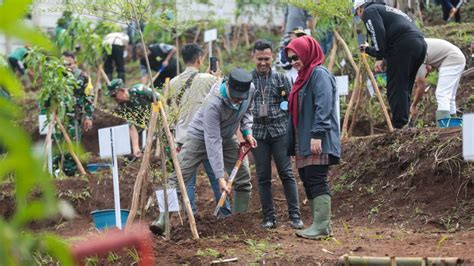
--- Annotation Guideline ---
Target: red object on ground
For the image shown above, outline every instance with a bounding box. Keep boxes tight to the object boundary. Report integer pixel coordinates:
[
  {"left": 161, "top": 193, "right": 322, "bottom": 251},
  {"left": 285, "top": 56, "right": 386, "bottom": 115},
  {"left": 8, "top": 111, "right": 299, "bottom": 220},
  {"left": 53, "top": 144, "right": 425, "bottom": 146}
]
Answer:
[{"left": 71, "top": 225, "right": 155, "bottom": 265}]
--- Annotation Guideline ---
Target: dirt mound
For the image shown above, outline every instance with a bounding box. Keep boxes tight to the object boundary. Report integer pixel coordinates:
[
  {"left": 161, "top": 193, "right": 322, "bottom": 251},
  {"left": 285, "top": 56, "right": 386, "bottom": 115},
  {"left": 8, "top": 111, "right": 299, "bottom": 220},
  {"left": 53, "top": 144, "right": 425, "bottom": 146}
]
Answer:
[{"left": 332, "top": 128, "right": 473, "bottom": 230}]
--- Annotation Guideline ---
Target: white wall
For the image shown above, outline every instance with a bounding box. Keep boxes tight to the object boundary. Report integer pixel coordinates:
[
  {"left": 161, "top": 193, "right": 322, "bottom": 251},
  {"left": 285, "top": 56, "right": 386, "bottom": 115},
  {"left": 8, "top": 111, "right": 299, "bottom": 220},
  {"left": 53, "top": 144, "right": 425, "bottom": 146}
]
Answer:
[{"left": 1, "top": 0, "right": 284, "bottom": 55}]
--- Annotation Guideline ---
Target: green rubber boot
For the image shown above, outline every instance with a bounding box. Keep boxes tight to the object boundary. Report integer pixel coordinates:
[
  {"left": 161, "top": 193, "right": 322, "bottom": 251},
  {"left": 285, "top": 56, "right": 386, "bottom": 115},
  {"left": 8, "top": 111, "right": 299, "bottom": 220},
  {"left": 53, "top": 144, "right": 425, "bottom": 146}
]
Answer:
[
  {"left": 233, "top": 191, "right": 251, "bottom": 213},
  {"left": 296, "top": 194, "right": 332, "bottom": 240},
  {"left": 149, "top": 212, "right": 165, "bottom": 235},
  {"left": 436, "top": 110, "right": 451, "bottom": 127}
]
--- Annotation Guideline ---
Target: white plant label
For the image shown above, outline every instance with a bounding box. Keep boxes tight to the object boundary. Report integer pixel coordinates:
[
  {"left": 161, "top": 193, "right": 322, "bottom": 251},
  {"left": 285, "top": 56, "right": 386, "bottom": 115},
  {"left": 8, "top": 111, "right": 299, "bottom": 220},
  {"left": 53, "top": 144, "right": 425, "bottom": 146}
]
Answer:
[
  {"left": 463, "top": 113, "right": 474, "bottom": 161},
  {"left": 366, "top": 79, "right": 375, "bottom": 98},
  {"left": 156, "top": 188, "right": 180, "bottom": 212},
  {"left": 204, "top": 28, "right": 218, "bottom": 43},
  {"left": 39, "top": 114, "right": 54, "bottom": 135},
  {"left": 335, "top": 75, "right": 349, "bottom": 96},
  {"left": 340, "top": 59, "right": 346, "bottom": 68},
  {"left": 98, "top": 124, "right": 131, "bottom": 158}
]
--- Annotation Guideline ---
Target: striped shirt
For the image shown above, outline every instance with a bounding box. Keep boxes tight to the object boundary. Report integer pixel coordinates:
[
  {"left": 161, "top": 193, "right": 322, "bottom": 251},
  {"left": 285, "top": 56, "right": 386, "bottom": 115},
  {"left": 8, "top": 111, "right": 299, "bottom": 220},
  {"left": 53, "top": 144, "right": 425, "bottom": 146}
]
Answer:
[{"left": 251, "top": 69, "right": 292, "bottom": 139}]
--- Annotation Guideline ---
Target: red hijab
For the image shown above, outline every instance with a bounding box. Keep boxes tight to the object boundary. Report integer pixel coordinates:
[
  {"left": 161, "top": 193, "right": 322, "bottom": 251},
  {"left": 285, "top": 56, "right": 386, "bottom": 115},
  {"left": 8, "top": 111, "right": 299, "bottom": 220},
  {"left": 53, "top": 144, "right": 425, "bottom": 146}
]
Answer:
[{"left": 285, "top": 36, "right": 325, "bottom": 128}]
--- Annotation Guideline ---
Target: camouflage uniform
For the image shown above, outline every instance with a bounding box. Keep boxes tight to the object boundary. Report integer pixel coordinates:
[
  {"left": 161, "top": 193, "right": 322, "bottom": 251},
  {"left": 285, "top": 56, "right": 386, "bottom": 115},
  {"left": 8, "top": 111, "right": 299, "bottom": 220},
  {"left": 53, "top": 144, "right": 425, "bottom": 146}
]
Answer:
[
  {"left": 115, "top": 84, "right": 157, "bottom": 129},
  {"left": 52, "top": 68, "right": 94, "bottom": 176}
]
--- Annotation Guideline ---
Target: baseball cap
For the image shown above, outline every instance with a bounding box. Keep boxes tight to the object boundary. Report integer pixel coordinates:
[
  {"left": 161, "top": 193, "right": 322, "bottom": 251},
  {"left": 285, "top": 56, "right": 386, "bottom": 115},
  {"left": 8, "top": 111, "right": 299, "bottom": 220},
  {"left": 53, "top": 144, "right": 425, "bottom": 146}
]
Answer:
[
  {"left": 354, "top": 0, "right": 367, "bottom": 10},
  {"left": 227, "top": 68, "right": 252, "bottom": 100}
]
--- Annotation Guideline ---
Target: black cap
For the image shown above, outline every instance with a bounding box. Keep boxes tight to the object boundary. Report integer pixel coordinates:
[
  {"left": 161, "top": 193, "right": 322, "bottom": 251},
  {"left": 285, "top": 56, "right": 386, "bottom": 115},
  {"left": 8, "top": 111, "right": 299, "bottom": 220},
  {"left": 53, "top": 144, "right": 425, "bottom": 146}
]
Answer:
[{"left": 228, "top": 68, "right": 252, "bottom": 100}]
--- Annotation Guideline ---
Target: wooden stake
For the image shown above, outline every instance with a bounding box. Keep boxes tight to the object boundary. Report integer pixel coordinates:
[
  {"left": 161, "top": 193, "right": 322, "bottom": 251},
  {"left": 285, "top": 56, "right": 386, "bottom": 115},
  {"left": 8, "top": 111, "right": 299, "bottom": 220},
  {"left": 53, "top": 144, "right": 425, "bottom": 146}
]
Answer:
[
  {"left": 349, "top": 74, "right": 364, "bottom": 136},
  {"left": 243, "top": 23, "right": 250, "bottom": 47},
  {"left": 231, "top": 25, "right": 241, "bottom": 51},
  {"left": 341, "top": 61, "right": 362, "bottom": 138},
  {"left": 216, "top": 46, "right": 224, "bottom": 67},
  {"left": 126, "top": 109, "right": 159, "bottom": 227},
  {"left": 55, "top": 119, "right": 87, "bottom": 175},
  {"left": 193, "top": 26, "right": 201, "bottom": 43},
  {"left": 93, "top": 68, "right": 102, "bottom": 107},
  {"left": 99, "top": 65, "right": 111, "bottom": 85},
  {"left": 361, "top": 53, "right": 394, "bottom": 132},
  {"left": 157, "top": 100, "right": 199, "bottom": 239},
  {"left": 333, "top": 31, "right": 359, "bottom": 73},
  {"left": 161, "top": 147, "right": 170, "bottom": 241},
  {"left": 327, "top": 36, "right": 338, "bottom": 72}
]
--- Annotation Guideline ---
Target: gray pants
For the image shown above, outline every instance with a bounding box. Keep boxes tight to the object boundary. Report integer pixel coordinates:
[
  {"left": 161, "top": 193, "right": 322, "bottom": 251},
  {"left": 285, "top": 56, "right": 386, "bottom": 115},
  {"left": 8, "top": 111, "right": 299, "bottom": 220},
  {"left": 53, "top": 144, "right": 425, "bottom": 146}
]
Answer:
[{"left": 169, "top": 136, "right": 252, "bottom": 194}]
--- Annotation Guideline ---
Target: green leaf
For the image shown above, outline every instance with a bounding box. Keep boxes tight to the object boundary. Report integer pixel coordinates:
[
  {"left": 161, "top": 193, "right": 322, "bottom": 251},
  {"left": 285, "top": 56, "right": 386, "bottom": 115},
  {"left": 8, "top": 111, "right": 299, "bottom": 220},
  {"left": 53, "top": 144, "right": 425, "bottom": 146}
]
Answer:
[
  {"left": 42, "top": 235, "right": 75, "bottom": 265},
  {"left": 0, "top": 66, "right": 23, "bottom": 97}
]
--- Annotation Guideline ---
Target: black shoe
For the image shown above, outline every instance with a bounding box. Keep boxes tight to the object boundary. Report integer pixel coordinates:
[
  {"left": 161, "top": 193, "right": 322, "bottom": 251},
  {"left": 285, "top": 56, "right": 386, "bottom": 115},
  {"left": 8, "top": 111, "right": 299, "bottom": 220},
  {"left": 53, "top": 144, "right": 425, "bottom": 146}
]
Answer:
[
  {"left": 290, "top": 217, "right": 304, "bottom": 229},
  {"left": 261, "top": 219, "right": 277, "bottom": 229}
]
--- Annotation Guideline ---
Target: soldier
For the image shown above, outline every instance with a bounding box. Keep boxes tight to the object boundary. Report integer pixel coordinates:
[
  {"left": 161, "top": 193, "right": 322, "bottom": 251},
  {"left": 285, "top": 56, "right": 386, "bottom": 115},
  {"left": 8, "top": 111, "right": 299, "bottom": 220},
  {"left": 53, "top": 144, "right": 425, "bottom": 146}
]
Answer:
[
  {"left": 52, "top": 52, "right": 94, "bottom": 176},
  {"left": 8, "top": 46, "right": 30, "bottom": 76},
  {"left": 107, "top": 79, "right": 159, "bottom": 158},
  {"left": 103, "top": 32, "right": 129, "bottom": 82}
]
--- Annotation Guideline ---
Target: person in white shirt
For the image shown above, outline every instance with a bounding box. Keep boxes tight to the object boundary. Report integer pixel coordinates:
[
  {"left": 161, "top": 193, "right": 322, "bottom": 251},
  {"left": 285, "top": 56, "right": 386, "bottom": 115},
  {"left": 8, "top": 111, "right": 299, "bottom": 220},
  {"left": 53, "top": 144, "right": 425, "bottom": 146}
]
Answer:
[
  {"left": 103, "top": 32, "right": 129, "bottom": 82},
  {"left": 411, "top": 38, "right": 466, "bottom": 125}
]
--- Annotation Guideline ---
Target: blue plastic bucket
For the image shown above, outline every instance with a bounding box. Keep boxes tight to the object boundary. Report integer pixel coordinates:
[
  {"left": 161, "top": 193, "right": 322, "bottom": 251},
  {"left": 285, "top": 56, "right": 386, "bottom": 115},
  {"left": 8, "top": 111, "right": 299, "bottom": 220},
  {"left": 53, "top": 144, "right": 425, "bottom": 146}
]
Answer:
[
  {"left": 438, "top": 117, "right": 463, "bottom": 128},
  {"left": 87, "top": 163, "right": 111, "bottom": 173},
  {"left": 90, "top": 209, "right": 129, "bottom": 230}
]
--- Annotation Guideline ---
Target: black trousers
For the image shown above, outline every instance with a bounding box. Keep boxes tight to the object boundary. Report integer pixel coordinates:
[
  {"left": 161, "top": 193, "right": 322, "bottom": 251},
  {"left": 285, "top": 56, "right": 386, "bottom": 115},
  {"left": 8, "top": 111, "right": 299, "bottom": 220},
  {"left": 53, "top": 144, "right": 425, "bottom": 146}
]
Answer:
[
  {"left": 441, "top": 0, "right": 461, "bottom": 22},
  {"left": 298, "top": 165, "right": 331, "bottom": 200},
  {"left": 253, "top": 134, "right": 300, "bottom": 220},
  {"left": 8, "top": 58, "right": 24, "bottom": 75},
  {"left": 104, "top": 44, "right": 125, "bottom": 82},
  {"left": 385, "top": 37, "right": 427, "bottom": 129},
  {"left": 153, "top": 66, "right": 177, "bottom": 89}
]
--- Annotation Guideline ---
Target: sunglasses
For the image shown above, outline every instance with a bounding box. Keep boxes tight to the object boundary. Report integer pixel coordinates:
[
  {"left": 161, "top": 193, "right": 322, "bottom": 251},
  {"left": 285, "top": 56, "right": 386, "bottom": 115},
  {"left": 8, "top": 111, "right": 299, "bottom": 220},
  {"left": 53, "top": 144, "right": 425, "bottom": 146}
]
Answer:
[{"left": 287, "top": 55, "right": 300, "bottom": 63}]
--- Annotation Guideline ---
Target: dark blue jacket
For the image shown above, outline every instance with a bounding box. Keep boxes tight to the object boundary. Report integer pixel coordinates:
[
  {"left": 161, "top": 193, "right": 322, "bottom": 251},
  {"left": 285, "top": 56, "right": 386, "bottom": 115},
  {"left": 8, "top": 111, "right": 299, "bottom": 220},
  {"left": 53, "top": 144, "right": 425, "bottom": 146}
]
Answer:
[{"left": 287, "top": 66, "right": 341, "bottom": 159}]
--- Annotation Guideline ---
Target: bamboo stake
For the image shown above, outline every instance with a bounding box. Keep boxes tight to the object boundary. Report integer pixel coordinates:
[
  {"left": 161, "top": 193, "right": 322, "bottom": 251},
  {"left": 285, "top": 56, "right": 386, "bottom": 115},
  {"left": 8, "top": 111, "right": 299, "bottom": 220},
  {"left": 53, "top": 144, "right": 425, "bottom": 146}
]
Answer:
[
  {"left": 157, "top": 100, "right": 199, "bottom": 239},
  {"left": 327, "top": 36, "right": 338, "bottom": 72},
  {"left": 99, "top": 65, "right": 111, "bottom": 85},
  {"left": 55, "top": 119, "right": 87, "bottom": 175},
  {"left": 222, "top": 36, "right": 231, "bottom": 54},
  {"left": 160, "top": 147, "right": 170, "bottom": 241},
  {"left": 341, "top": 61, "right": 362, "bottom": 138},
  {"left": 361, "top": 53, "right": 394, "bottom": 132},
  {"left": 93, "top": 68, "right": 102, "bottom": 107},
  {"left": 202, "top": 43, "right": 209, "bottom": 61},
  {"left": 243, "top": 23, "right": 250, "bottom": 47},
  {"left": 193, "top": 26, "right": 201, "bottom": 43},
  {"left": 126, "top": 109, "right": 159, "bottom": 227},
  {"left": 333, "top": 31, "right": 359, "bottom": 73},
  {"left": 231, "top": 25, "right": 241, "bottom": 51},
  {"left": 216, "top": 46, "right": 224, "bottom": 67},
  {"left": 338, "top": 256, "right": 462, "bottom": 265},
  {"left": 349, "top": 74, "right": 364, "bottom": 136}
]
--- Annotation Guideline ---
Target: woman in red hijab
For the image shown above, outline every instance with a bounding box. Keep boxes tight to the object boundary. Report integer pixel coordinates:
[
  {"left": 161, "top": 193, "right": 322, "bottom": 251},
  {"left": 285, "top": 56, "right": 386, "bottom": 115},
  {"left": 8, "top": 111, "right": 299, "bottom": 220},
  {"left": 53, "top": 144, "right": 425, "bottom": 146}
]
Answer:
[{"left": 285, "top": 36, "right": 341, "bottom": 240}]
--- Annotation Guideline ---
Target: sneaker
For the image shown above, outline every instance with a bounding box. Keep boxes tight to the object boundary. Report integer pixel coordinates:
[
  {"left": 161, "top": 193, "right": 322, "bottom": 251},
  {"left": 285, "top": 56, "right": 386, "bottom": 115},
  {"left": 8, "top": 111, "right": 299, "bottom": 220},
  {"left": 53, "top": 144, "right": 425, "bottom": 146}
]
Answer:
[
  {"left": 290, "top": 217, "right": 304, "bottom": 229},
  {"left": 261, "top": 219, "right": 277, "bottom": 229}
]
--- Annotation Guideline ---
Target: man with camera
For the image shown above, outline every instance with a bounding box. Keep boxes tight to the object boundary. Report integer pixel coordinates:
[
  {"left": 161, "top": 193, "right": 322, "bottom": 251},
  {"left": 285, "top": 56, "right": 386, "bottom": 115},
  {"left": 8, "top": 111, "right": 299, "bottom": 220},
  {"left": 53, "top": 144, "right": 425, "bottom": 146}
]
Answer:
[{"left": 168, "top": 43, "right": 231, "bottom": 218}]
